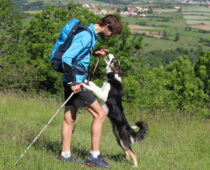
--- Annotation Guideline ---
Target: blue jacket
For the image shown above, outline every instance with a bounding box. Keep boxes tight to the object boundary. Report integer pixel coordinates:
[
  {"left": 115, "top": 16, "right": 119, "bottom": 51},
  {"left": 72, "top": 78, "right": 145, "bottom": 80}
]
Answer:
[{"left": 62, "top": 23, "right": 97, "bottom": 84}]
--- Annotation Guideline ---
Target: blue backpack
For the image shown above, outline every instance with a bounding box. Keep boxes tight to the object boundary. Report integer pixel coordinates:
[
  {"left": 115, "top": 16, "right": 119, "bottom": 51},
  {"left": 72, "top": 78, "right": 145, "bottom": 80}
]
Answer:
[{"left": 50, "top": 18, "right": 93, "bottom": 73}]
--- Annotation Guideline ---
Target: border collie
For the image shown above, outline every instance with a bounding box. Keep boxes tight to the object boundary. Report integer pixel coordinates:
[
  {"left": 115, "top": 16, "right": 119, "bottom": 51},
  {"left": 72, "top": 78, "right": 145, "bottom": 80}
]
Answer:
[{"left": 84, "top": 54, "right": 147, "bottom": 167}]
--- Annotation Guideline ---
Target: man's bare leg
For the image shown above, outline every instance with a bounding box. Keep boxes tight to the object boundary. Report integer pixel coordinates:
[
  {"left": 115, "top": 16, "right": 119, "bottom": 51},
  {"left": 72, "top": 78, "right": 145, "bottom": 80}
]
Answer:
[
  {"left": 61, "top": 105, "right": 77, "bottom": 152},
  {"left": 87, "top": 100, "right": 106, "bottom": 152}
]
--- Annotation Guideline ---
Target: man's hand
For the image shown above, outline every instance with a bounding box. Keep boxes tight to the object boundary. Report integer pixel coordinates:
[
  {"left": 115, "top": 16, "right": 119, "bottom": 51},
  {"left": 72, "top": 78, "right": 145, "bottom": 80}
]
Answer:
[
  {"left": 93, "top": 48, "right": 109, "bottom": 57},
  {"left": 71, "top": 83, "right": 83, "bottom": 93}
]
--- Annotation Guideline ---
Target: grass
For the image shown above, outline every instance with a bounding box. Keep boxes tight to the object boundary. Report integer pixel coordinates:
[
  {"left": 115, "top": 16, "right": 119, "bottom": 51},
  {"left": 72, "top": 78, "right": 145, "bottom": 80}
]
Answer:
[{"left": 0, "top": 92, "right": 209, "bottom": 170}]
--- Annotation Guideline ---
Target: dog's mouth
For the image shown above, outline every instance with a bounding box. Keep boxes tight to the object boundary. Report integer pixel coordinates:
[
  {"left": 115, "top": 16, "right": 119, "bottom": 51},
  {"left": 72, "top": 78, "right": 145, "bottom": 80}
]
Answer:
[
  {"left": 104, "top": 56, "right": 109, "bottom": 63},
  {"left": 110, "top": 59, "right": 120, "bottom": 72},
  {"left": 104, "top": 55, "right": 123, "bottom": 75}
]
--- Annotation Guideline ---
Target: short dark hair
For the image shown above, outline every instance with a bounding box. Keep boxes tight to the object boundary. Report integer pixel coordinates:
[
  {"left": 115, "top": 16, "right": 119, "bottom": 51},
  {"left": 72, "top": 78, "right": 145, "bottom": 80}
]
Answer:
[{"left": 98, "top": 15, "right": 122, "bottom": 35}]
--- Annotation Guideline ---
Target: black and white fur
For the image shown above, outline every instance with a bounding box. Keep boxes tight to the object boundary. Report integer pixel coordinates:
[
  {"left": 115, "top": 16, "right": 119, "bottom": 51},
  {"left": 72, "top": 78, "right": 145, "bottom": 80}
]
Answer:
[{"left": 84, "top": 54, "right": 147, "bottom": 167}]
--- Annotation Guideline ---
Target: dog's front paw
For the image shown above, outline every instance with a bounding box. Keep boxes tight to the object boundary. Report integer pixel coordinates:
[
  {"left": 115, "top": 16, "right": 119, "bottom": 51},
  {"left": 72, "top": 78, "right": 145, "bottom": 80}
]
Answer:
[{"left": 88, "top": 81, "right": 96, "bottom": 87}]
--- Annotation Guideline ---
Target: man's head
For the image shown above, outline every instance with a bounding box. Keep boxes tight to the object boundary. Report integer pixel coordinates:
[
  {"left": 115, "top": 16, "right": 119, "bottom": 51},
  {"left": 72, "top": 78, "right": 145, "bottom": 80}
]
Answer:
[{"left": 97, "top": 15, "right": 122, "bottom": 38}]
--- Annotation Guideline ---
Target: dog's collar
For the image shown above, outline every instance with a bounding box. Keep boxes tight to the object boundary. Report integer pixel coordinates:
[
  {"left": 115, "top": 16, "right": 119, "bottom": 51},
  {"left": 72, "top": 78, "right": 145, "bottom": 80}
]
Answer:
[
  {"left": 107, "top": 72, "right": 122, "bottom": 82},
  {"left": 107, "top": 72, "right": 115, "bottom": 79}
]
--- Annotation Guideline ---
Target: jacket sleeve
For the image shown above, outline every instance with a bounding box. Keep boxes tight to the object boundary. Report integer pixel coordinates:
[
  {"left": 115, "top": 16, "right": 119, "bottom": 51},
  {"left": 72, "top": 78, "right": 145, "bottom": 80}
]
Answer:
[{"left": 62, "top": 31, "right": 91, "bottom": 85}]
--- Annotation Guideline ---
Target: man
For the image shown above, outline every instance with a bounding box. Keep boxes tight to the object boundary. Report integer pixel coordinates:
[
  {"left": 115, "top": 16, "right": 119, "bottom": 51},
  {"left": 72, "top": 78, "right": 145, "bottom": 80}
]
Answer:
[{"left": 60, "top": 15, "right": 122, "bottom": 167}]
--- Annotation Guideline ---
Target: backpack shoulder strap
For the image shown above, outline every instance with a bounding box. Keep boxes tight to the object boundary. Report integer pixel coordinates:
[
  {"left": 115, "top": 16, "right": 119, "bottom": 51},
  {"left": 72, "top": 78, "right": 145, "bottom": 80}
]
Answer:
[
  {"left": 73, "top": 25, "right": 93, "bottom": 64},
  {"left": 59, "top": 21, "right": 81, "bottom": 52}
]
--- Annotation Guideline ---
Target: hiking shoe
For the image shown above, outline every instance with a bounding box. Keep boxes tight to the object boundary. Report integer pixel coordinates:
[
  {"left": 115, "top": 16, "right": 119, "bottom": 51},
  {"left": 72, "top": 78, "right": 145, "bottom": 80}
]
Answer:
[
  {"left": 60, "top": 155, "right": 83, "bottom": 164},
  {"left": 85, "top": 154, "right": 111, "bottom": 168}
]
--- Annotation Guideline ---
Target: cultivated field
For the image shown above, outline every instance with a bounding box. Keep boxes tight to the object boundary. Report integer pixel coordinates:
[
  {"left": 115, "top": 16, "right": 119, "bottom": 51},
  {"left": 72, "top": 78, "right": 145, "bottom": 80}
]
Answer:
[
  {"left": 0, "top": 93, "right": 209, "bottom": 170},
  {"left": 125, "top": 5, "right": 210, "bottom": 53},
  {"left": 128, "top": 25, "right": 163, "bottom": 38},
  {"left": 190, "top": 25, "right": 210, "bottom": 31}
]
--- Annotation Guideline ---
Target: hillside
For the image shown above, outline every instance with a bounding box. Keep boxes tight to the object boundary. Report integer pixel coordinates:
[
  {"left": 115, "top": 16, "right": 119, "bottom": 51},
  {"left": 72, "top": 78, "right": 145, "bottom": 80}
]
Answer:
[
  {"left": 12, "top": 0, "right": 207, "bottom": 10},
  {"left": 11, "top": 0, "right": 99, "bottom": 10}
]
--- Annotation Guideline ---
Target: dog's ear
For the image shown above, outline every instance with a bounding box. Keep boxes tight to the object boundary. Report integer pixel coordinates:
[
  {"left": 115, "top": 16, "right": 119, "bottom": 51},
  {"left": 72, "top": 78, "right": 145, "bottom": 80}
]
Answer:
[
  {"left": 119, "top": 69, "right": 126, "bottom": 77},
  {"left": 118, "top": 69, "right": 124, "bottom": 77},
  {"left": 104, "top": 57, "right": 109, "bottom": 65}
]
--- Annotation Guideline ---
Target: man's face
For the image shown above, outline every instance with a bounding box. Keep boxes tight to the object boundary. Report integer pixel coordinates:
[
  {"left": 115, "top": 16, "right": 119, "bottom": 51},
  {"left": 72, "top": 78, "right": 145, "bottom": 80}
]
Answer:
[
  {"left": 99, "top": 25, "right": 113, "bottom": 39},
  {"left": 103, "top": 28, "right": 113, "bottom": 37}
]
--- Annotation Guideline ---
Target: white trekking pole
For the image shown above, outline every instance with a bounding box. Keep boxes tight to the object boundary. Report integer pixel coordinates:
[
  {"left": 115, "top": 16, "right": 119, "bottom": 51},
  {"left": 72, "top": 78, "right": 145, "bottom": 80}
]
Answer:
[{"left": 15, "top": 93, "right": 74, "bottom": 165}]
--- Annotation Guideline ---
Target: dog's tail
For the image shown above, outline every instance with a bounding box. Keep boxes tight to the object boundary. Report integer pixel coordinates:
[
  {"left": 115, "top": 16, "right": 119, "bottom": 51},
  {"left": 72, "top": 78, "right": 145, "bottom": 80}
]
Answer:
[{"left": 132, "top": 121, "right": 147, "bottom": 143}]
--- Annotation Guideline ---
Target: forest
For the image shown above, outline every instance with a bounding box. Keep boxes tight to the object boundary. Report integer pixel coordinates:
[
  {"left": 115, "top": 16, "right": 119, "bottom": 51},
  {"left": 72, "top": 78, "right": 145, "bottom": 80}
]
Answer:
[{"left": 0, "top": 0, "right": 209, "bottom": 117}]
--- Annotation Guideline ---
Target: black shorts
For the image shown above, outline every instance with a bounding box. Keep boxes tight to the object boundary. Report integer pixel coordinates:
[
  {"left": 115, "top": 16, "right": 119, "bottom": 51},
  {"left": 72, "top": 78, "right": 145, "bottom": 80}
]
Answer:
[{"left": 63, "top": 82, "right": 96, "bottom": 108}]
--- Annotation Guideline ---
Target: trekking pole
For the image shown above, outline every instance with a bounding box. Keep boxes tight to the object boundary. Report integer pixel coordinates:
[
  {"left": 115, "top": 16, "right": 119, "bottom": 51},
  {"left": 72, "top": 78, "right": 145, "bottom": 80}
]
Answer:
[
  {"left": 15, "top": 92, "right": 74, "bottom": 165},
  {"left": 91, "top": 58, "right": 100, "bottom": 81}
]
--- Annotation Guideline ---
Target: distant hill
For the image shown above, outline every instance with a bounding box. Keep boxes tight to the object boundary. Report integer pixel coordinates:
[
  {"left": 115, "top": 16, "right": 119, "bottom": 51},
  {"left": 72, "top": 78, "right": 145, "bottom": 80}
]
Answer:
[
  {"left": 11, "top": 0, "right": 100, "bottom": 10},
  {"left": 94, "top": 0, "right": 180, "bottom": 4},
  {"left": 95, "top": 0, "right": 210, "bottom": 4},
  {"left": 10, "top": 0, "right": 184, "bottom": 10},
  {"left": 11, "top": 0, "right": 210, "bottom": 11},
  {"left": 12, "top": 0, "right": 46, "bottom": 10}
]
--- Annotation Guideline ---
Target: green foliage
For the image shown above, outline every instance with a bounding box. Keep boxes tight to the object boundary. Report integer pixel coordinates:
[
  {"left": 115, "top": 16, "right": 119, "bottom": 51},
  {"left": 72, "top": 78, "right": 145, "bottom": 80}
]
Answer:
[
  {"left": 143, "top": 47, "right": 201, "bottom": 67},
  {"left": 0, "top": 0, "right": 23, "bottom": 56},
  {"left": 195, "top": 51, "right": 210, "bottom": 96},
  {"left": 123, "top": 63, "right": 172, "bottom": 112},
  {"left": 165, "top": 56, "right": 209, "bottom": 114},
  {"left": 95, "top": 0, "right": 134, "bottom": 5},
  {"left": 162, "top": 30, "right": 169, "bottom": 40},
  {"left": 174, "top": 32, "right": 180, "bottom": 41},
  {"left": 122, "top": 55, "right": 209, "bottom": 116},
  {"left": 0, "top": 1, "right": 209, "bottom": 117}
]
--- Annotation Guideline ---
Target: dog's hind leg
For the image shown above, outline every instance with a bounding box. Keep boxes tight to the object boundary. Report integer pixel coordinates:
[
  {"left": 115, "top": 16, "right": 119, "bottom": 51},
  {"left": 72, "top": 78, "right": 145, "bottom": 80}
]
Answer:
[
  {"left": 119, "top": 140, "right": 138, "bottom": 167},
  {"left": 125, "top": 150, "right": 131, "bottom": 161},
  {"left": 127, "top": 148, "right": 138, "bottom": 168}
]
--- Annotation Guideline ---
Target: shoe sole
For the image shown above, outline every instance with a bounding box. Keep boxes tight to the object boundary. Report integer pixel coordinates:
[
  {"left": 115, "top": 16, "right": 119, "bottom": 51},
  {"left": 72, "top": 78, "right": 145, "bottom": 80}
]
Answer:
[{"left": 85, "top": 160, "right": 110, "bottom": 168}]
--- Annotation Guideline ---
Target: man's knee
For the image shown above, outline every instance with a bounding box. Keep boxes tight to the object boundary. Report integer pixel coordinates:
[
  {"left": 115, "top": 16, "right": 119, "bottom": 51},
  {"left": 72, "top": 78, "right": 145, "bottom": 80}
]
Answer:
[
  {"left": 88, "top": 100, "right": 107, "bottom": 120},
  {"left": 96, "top": 111, "right": 106, "bottom": 121},
  {"left": 63, "top": 115, "right": 75, "bottom": 125},
  {"left": 64, "top": 105, "right": 77, "bottom": 124}
]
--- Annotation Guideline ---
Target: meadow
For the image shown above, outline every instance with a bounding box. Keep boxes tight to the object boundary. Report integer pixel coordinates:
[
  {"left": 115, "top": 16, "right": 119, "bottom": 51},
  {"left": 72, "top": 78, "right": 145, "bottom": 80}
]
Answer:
[{"left": 0, "top": 93, "right": 209, "bottom": 170}]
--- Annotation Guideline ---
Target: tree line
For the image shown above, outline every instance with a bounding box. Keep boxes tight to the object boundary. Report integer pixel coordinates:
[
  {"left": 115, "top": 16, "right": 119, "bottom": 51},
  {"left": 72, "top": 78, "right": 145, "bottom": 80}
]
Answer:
[{"left": 0, "top": 0, "right": 209, "bottom": 117}]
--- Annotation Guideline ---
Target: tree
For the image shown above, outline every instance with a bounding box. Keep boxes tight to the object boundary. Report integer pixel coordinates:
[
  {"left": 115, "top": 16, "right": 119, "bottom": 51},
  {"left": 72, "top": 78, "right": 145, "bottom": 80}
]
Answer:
[
  {"left": 165, "top": 56, "right": 208, "bottom": 112},
  {"left": 117, "top": 8, "right": 121, "bottom": 13},
  {"left": 0, "top": 0, "right": 23, "bottom": 56},
  {"left": 178, "top": 7, "right": 182, "bottom": 13},
  {"left": 162, "top": 30, "right": 169, "bottom": 40},
  {"left": 194, "top": 51, "right": 210, "bottom": 96},
  {"left": 148, "top": 7, "right": 153, "bottom": 14},
  {"left": 174, "top": 32, "right": 180, "bottom": 41}
]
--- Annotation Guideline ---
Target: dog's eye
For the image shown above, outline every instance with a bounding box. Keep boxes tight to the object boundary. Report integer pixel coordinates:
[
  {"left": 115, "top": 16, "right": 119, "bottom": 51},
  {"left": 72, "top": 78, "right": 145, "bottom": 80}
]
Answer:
[{"left": 115, "top": 61, "right": 119, "bottom": 65}]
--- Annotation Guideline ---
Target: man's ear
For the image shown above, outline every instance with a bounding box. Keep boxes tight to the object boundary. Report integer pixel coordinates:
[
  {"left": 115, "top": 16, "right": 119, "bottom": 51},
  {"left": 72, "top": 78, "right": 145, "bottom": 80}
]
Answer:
[{"left": 104, "top": 24, "right": 110, "bottom": 31}]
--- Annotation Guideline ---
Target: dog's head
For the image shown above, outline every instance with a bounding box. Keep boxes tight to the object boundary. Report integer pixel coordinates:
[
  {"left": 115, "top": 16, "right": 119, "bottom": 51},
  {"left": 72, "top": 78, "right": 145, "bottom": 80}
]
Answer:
[{"left": 104, "top": 54, "right": 123, "bottom": 76}]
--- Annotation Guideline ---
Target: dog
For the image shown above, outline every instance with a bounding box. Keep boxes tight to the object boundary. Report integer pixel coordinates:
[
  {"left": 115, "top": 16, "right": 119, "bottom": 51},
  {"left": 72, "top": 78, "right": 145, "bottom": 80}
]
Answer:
[{"left": 84, "top": 54, "right": 147, "bottom": 167}]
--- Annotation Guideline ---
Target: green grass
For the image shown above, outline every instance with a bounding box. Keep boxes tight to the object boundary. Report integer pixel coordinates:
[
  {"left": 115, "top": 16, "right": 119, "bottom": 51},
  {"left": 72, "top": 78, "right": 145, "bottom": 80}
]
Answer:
[{"left": 0, "top": 92, "right": 209, "bottom": 170}]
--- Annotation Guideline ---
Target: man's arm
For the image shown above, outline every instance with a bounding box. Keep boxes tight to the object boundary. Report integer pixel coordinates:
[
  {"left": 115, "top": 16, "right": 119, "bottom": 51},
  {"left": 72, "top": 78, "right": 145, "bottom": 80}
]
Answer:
[{"left": 62, "top": 32, "right": 92, "bottom": 86}]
